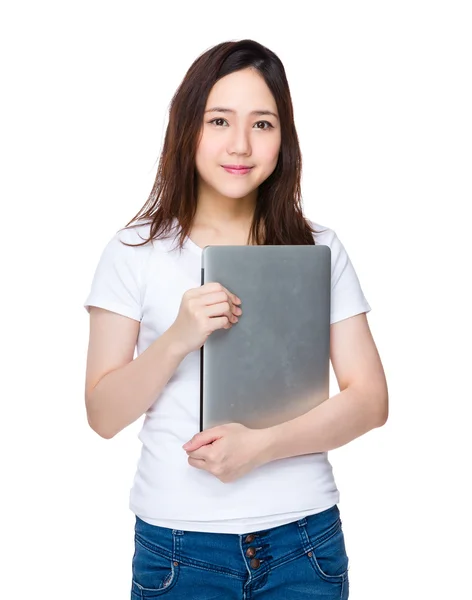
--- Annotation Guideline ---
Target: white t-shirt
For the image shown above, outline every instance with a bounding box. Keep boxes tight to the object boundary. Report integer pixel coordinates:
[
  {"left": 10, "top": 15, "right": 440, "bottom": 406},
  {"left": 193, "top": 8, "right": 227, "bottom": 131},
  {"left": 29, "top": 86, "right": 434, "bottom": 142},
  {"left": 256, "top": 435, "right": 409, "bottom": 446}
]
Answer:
[{"left": 83, "top": 218, "right": 371, "bottom": 534}]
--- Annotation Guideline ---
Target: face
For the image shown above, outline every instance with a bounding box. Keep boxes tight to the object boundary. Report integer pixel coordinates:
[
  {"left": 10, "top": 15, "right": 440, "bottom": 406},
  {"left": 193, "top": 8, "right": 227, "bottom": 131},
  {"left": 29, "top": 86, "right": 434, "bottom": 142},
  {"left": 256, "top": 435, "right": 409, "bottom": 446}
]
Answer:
[{"left": 195, "top": 68, "right": 282, "bottom": 200}]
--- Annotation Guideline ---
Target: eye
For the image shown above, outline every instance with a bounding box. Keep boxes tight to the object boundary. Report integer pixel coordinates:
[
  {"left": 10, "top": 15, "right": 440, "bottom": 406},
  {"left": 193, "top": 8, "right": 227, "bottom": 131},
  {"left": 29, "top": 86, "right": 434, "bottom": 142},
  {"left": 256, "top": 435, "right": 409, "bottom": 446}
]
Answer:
[
  {"left": 208, "top": 118, "right": 228, "bottom": 127},
  {"left": 254, "top": 121, "right": 274, "bottom": 130}
]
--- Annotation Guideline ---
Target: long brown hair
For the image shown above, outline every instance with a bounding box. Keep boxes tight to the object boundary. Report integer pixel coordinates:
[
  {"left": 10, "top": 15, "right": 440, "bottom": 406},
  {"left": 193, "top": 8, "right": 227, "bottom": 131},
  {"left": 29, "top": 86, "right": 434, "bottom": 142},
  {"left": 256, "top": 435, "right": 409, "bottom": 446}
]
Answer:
[{"left": 120, "top": 39, "right": 325, "bottom": 250}]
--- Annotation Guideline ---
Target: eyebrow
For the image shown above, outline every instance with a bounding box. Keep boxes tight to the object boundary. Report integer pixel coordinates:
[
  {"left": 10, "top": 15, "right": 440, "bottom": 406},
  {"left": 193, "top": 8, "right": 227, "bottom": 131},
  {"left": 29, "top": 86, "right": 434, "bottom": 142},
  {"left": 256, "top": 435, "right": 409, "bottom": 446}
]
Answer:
[{"left": 205, "top": 107, "right": 279, "bottom": 120}]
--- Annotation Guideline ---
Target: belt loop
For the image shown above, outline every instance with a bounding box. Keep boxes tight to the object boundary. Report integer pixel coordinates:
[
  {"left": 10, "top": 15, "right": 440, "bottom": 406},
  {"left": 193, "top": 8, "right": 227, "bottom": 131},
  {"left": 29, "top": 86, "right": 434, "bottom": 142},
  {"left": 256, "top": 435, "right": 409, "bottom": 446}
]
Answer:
[
  {"left": 297, "top": 518, "right": 312, "bottom": 554},
  {"left": 297, "top": 517, "right": 307, "bottom": 528},
  {"left": 172, "top": 530, "right": 183, "bottom": 562}
]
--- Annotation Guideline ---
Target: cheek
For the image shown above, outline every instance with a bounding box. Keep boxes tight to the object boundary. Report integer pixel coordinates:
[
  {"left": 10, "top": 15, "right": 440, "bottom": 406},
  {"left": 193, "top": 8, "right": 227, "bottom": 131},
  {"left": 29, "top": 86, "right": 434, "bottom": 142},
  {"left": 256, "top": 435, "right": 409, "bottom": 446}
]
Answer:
[
  {"left": 196, "top": 136, "right": 222, "bottom": 171},
  {"left": 259, "top": 139, "right": 281, "bottom": 170}
]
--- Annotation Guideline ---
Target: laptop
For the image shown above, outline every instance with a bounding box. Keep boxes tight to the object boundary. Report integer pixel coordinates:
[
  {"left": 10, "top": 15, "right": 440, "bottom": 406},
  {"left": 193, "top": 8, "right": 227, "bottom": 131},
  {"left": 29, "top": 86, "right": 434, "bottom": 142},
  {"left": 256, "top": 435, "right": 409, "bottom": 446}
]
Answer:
[{"left": 200, "top": 244, "right": 331, "bottom": 432}]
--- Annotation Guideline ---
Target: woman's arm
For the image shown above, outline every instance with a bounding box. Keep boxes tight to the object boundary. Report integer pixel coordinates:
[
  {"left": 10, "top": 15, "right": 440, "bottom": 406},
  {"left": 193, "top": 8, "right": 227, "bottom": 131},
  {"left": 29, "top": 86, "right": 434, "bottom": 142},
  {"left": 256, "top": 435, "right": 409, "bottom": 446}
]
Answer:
[
  {"left": 85, "top": 307, "right": 187, "bottom": 439},
  {"left": 183, "top": 313, "right": 388, "bottom": 483},
  {"left": 261, "top": 312, "right": 389, "bottom": 461}
]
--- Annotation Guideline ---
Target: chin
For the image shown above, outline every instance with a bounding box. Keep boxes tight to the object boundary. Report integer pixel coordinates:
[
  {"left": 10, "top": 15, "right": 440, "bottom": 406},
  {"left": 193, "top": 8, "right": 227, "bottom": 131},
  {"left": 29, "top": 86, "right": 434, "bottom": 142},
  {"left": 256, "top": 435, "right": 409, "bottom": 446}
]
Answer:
[
  {"left": 216, "top": 186, "right": 258, "bottom": 199},
  {"left": 202, "top": 176, "right": 257, "bottom": 198}
]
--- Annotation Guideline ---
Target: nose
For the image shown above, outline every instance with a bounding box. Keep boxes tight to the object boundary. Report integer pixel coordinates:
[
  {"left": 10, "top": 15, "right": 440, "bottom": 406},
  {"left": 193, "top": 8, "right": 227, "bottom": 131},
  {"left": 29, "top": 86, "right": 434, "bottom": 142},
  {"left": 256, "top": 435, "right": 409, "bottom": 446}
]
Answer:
[{"left": 226, "top": 124, "right": 251, "bottom": 157}]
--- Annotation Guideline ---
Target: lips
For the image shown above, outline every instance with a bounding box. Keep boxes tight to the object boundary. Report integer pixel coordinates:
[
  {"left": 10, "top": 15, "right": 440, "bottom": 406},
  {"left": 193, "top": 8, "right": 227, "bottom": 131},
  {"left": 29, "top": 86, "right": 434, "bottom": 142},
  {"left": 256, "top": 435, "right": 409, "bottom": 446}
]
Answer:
[{"left": 222, "top": 165, "right": 253, "bottom": 175}]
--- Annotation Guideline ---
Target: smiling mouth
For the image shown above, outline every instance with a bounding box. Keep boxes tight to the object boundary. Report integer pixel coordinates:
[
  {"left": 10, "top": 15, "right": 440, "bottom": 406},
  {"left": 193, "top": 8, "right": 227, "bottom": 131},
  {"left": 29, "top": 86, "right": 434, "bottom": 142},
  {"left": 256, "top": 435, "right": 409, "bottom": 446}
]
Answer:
[{"left": 221, "top": 165, "right": 254, "bottom": 175}]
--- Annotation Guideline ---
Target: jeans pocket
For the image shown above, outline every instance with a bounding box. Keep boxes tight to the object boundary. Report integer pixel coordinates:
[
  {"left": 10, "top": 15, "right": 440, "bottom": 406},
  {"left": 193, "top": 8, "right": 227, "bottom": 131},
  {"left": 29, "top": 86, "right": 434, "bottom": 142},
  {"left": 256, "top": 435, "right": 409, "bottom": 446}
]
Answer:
[
  {"left": 131, "top": 533, "right": 179, "bottom": 597},
  {"left": 306, "top": 519, "right": 349, "bottom": 583}
]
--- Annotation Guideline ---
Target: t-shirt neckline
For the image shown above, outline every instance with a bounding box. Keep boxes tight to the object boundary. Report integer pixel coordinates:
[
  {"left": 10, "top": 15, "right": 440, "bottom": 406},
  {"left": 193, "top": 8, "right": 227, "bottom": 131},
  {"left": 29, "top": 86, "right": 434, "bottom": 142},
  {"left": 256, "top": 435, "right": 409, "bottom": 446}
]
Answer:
[
  {"left": 170, "top": 217, "right": 203, "bottom": 255},
  {"left": 184, "top": 234, "right": 203, "bottom": 255}
]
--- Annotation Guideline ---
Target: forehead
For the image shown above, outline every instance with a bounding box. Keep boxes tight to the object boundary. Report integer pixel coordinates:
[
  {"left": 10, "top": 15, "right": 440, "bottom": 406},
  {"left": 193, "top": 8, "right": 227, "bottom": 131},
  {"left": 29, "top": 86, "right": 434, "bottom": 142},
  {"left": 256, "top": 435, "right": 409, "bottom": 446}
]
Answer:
[{"left": 206, "top": 68, "right": 277, "bottom": 112}]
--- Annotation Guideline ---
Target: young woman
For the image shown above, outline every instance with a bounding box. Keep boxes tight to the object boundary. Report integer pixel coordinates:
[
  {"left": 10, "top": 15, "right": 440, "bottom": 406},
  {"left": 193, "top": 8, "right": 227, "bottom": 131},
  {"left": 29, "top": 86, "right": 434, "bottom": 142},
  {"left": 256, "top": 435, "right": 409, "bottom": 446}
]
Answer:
[{"left": 84, "top": 39, "right": 388, "bottom": 600}]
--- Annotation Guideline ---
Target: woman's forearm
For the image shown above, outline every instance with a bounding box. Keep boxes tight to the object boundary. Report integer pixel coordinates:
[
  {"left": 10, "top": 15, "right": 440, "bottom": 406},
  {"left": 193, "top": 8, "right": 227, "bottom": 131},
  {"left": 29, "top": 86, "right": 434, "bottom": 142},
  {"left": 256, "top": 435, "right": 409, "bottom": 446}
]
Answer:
[
  {"left": 86, "top": 326, "right": 188, "bottom": 439},
  {"left": 260, "top": 384, "right": 388, "bottom": 463}
]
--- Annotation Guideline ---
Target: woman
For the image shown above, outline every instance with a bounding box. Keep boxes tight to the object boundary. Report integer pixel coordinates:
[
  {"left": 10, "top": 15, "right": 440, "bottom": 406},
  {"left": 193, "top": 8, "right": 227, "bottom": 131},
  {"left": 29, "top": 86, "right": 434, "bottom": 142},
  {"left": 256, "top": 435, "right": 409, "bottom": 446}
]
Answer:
[{"left": 84, "top": 39, "right": 388, "bottom": 599}]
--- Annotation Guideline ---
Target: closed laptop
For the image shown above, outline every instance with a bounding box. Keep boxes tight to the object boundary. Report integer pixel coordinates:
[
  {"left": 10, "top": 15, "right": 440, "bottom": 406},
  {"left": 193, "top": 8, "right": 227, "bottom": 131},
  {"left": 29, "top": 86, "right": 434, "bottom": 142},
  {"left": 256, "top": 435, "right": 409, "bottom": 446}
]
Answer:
[{"left": 200, "top": 244, "right": 331, "bottom": 432}]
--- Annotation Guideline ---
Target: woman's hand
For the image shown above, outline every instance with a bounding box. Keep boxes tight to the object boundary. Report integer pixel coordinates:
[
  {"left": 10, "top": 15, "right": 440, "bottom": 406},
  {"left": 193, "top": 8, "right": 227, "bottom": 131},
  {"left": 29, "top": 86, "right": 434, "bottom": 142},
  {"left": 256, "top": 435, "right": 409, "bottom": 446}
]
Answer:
[
  {"left": 169, "top": 282, "right": 242, "bottom": 356},
  {"left": 183, "top": 423, "right": 272, "bottom": 483}
]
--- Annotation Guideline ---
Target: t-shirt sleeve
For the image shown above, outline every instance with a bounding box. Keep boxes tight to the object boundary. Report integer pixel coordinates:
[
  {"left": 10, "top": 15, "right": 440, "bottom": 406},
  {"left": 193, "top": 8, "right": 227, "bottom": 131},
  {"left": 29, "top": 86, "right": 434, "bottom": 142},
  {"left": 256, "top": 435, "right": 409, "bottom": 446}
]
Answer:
[
  {"left": 83, "top": 228, "right": 143, "bottom": 322},
  {"left": 330, "top": 231, "right": 371, "bottom": 324}
]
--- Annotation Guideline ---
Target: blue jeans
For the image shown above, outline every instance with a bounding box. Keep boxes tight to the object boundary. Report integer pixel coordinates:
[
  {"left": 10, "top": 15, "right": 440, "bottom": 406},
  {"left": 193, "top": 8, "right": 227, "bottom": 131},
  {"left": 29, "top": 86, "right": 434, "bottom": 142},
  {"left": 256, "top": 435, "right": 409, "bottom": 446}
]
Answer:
[{"left": 131, "top": 504, "right": 349, "bottom": 599}]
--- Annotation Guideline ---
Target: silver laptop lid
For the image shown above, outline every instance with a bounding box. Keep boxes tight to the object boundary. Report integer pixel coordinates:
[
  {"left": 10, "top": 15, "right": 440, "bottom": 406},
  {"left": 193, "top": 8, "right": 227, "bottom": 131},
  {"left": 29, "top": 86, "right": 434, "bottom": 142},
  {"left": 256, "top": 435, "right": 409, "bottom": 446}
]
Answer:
[{"left": 200, "top": 244, "right": 331, "bottom": 432}]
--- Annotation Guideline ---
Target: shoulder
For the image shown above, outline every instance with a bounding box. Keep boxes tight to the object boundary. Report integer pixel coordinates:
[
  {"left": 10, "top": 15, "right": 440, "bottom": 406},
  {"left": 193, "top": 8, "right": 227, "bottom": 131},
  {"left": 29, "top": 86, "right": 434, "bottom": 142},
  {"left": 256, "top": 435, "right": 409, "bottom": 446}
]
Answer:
[
  {"left": 306, "top": 218, "right": 340, "bottom": 251},
  {"left": 95, "top": 221, "right": 156, "bottom": 281},
  {"left": 108, "top": 221, "right": 165, "bottom": 262},
  {"left": 115, "top": 218, "right": 180, "bottom": 250},
  {"left": 306, "top": 218, "right": 358, "bottom": 292},
  {"left": 114, "top": 220, "right": 153, "bottom": 246}
]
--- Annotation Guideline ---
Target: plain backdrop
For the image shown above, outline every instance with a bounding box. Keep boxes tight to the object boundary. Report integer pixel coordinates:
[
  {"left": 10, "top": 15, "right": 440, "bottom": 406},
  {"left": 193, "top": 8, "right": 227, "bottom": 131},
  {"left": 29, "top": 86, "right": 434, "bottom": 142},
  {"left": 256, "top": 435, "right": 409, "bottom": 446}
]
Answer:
[{"left": 1, "top": 1, "right": 470, "bottom": 598}]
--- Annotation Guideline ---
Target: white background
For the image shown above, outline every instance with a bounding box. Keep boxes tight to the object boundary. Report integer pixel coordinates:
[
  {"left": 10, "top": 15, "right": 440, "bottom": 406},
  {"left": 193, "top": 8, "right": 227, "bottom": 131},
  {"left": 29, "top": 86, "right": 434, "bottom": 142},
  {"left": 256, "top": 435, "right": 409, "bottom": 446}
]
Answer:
[{"left": 1, "top": 1, "right": 470, "bottom": 598}]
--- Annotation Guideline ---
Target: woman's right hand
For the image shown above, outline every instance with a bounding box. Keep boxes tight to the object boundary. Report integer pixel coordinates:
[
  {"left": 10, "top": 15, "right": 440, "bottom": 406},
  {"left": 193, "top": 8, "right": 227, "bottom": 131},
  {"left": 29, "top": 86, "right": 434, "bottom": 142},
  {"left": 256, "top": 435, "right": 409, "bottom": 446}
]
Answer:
[{"left": 169, "top": 282, "right": 243, "bottom": 355}]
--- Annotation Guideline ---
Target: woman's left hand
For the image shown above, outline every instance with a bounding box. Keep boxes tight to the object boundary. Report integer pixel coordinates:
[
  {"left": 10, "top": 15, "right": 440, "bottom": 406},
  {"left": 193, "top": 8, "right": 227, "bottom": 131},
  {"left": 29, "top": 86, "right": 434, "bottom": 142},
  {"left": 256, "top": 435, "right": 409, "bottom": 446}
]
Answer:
[{"left": 183, "top": 423, "right": 272, "bottom": 483}]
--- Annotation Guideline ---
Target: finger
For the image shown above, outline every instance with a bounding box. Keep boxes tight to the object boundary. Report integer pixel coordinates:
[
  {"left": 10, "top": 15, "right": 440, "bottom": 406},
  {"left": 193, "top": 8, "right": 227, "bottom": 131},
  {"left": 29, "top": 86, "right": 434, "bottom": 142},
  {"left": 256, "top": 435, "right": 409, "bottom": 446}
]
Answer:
[
  {"left": 201, "top": 282, "right": 241, "bottom": 305},
  {"left": 198, "top": 291, "right": 240, "bottom": 312},
  {"left": 184, "top": 428, "right": 222, "bottom": 449},
  {"left": 186, "top": 447, "right": 210, "bottom": 460},
  {"left": 204, "top": 302, "right": 239, "bottom": 323},
  {"left": 214, "top": 316, "right": 232, "bottom": 331},
  {"left": 200, "top": 293, "right": 243, "bottom": 322},
  {"left": 187, "top": 283, "right": 241, "bottom": 305},
  {"left": 187, "top": 457, "right": 206, "bottom": 470},
  {"left": 200, "top": 293, "right": 233, "bottom": 319}
]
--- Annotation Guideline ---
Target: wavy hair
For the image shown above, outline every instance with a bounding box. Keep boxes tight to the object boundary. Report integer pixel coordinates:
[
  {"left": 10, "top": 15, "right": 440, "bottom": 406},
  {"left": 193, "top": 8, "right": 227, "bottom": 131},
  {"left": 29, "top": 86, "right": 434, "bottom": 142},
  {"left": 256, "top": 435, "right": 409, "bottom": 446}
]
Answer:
[{"left": 120, "top": 39, "right": 324, "bottom": 250}]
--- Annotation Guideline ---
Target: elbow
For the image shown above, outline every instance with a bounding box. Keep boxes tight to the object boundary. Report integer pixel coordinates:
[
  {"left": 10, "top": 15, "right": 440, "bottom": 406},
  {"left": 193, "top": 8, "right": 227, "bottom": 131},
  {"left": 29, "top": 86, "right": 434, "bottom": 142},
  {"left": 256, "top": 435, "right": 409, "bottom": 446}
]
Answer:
[
  {"left": 363, "top": 377, "right": 389, "bottom": 428},
  {"left": 87, "top": 415, "right": 116, "bottom": 440},
  {"left": 96, "top": 427, "right": 116, "bottom": 440},
  {"left": 86, "top": 403, "right": 117, "bottom": 440},
  {"left": 374, "top": 393, "right": 389, "bottom": 428},
  {"left": 355, "top": 383, "right": 389, "bottom": 429},
  {"left": 376, "top": 410, "right": 389, "bottom": 428}
]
